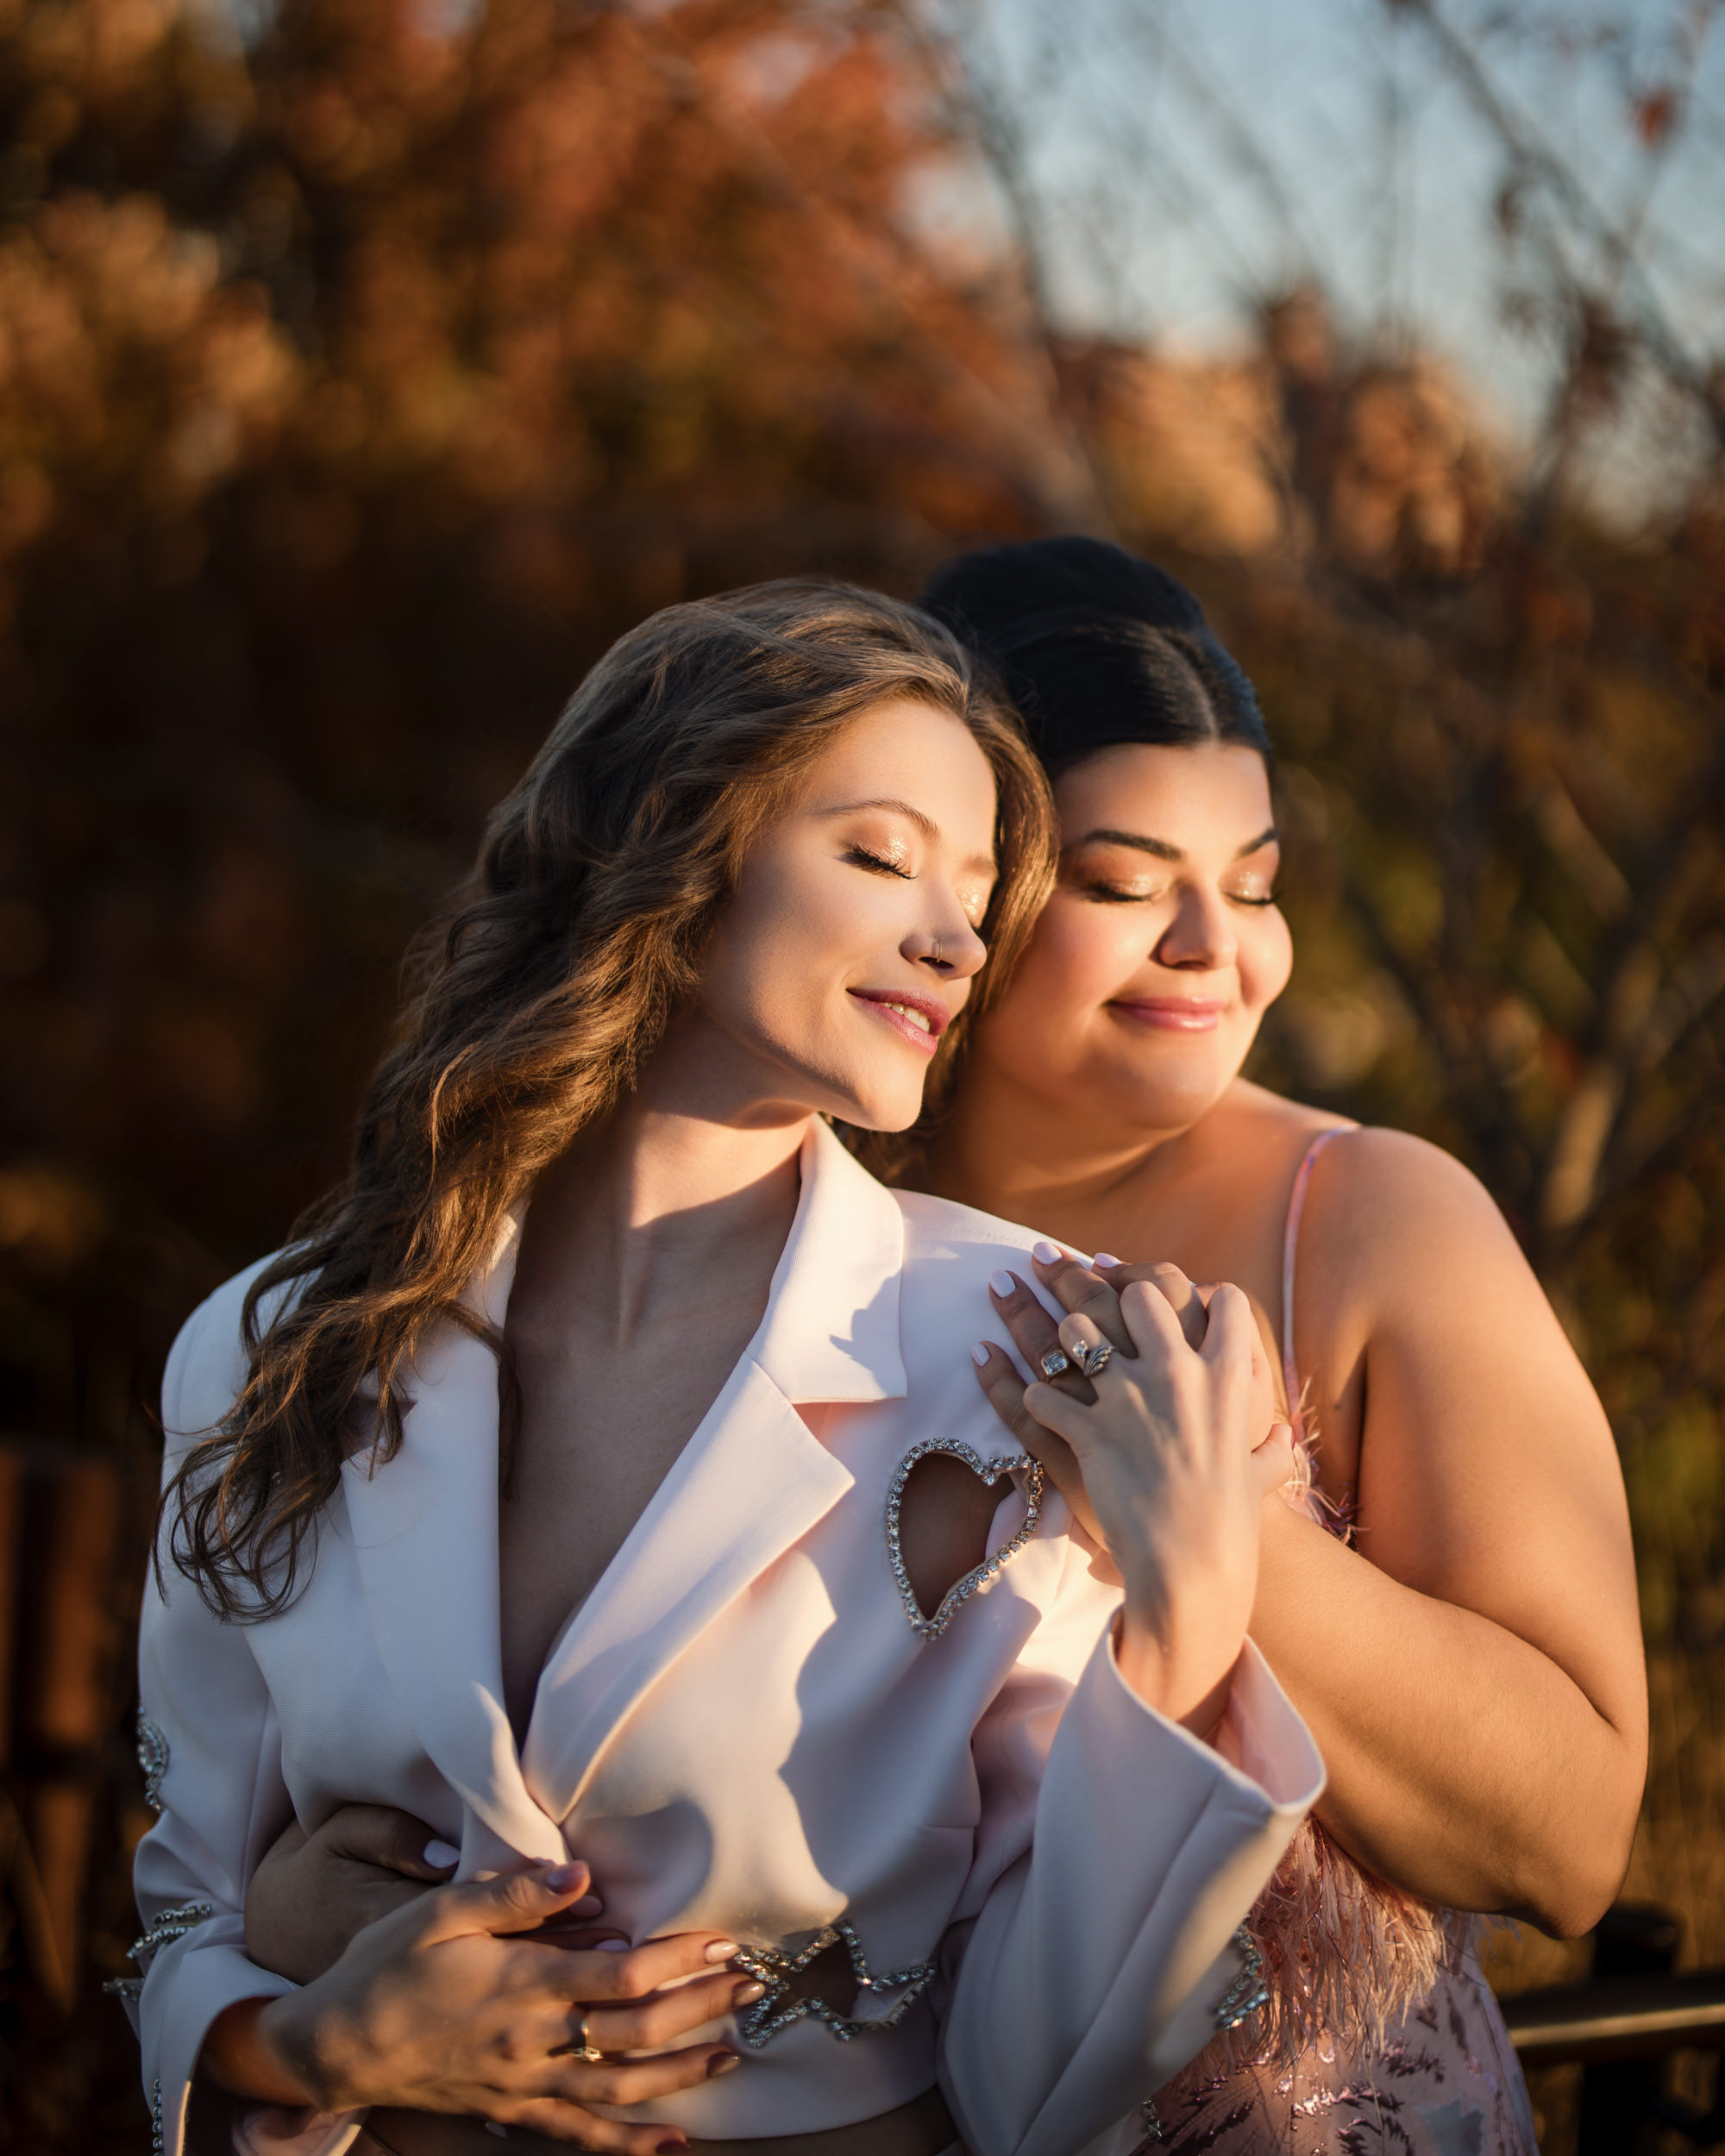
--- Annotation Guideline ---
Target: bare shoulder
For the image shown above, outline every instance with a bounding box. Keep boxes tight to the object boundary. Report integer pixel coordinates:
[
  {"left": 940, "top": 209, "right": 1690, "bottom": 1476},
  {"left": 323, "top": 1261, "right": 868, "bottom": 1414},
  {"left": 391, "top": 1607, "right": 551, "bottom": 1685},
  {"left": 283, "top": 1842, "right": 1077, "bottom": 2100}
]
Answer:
[
  {"left": 1302, "top": 1126, "right": 1536, "bottom": 1318},
  {"left": 1314, "top": 1126, "right": 1512, "bottom": 1232}
]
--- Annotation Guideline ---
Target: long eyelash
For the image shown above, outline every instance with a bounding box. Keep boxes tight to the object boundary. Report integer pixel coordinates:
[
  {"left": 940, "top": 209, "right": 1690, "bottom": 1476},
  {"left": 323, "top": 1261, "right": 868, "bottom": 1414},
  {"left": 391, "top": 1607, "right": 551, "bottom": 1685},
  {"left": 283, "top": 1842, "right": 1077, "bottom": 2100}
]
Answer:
[
  {"left": 848, "top": 845, "right": 912, "bottom": 880},
  {"left": 1077, "top": 881, "right": 1280, "bottom": 908}
]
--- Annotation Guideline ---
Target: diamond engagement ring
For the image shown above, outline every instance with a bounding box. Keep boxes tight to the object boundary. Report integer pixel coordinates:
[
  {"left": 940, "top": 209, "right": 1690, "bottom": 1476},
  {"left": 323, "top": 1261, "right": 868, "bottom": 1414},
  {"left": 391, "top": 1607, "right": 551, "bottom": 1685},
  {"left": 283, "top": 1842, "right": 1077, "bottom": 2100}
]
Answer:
[
  {"left": 571, "top": 2010, "right": 604, "bottom": 2064},
  {"left": 1070, "top": 1339, "right": 1113, "bottom": 1380},
  {"left": 1038, "top": 1347, "right": 1071, "bottom": 1379}
]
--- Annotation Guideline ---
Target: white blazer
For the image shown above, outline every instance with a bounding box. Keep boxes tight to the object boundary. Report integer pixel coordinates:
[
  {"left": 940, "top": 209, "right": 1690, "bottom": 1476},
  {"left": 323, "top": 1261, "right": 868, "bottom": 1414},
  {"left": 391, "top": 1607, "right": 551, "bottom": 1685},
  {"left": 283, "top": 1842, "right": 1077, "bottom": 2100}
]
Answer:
[{"left": 131, "top": 1120, "right": 1322, "bottom": 2156}]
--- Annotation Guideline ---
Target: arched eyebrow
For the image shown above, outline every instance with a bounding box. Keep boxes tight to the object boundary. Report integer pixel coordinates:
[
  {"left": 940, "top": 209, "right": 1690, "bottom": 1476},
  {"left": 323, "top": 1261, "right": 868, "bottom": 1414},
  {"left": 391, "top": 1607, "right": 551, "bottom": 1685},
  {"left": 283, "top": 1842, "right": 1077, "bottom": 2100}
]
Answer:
[
  {"left": 1067, "top": 824, "right": 1279, "bottom": 863},
  {"left": 823, "top": 797, "right": 996, "bottom": 880}
]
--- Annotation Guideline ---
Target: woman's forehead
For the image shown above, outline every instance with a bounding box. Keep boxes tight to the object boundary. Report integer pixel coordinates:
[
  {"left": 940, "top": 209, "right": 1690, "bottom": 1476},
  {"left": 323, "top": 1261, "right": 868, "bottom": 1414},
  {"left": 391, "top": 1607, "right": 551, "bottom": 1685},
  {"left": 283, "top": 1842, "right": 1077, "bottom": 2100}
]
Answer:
[
  {"left": 800, "top": 701, "right": 998, "bottom": 831},
  {"left": 1056, "top": 741, "right": 1272, "bottom": 836}
]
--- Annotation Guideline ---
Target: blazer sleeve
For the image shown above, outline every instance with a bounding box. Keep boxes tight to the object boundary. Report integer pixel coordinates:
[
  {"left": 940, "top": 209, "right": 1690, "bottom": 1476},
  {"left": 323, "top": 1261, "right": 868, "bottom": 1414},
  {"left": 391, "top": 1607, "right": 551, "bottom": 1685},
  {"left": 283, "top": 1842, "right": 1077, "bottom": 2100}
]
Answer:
[
  {"left": 131, "top": 1273, "right": 300, "bottom": 2156},
  {"left": 936, "top": 1521, "right": 1325, "bottom": 2156}
]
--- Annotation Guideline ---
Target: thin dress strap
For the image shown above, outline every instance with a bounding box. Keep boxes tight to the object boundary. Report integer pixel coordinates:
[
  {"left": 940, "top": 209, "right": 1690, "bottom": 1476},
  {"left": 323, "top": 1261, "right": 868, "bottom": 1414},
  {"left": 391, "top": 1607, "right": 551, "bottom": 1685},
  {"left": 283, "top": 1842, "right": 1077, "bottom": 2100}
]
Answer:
[{"left": 1281, "top": 1129, "right": 1342, "bottom": 1433}]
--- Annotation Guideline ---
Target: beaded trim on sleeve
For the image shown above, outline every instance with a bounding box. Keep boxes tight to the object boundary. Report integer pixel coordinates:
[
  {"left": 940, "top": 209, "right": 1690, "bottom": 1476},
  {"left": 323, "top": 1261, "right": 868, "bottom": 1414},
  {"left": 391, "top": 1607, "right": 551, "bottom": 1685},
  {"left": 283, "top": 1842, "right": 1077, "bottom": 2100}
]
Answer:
[
  {"left": 1214, "top": 1924, "right": 1269, "bottom": 2031},
  {"left": 129, "top": 1901, "right": 212, "bottom": 1968},
  {"left": 135, "top": 1714, "right": 169, "bottom": 1811},
  {"left": 151, "top": 2078, "right": 164, "bottom": 2156},
  {"left": 102, "top": 1976, "right": 144, "bottom": 2001}
]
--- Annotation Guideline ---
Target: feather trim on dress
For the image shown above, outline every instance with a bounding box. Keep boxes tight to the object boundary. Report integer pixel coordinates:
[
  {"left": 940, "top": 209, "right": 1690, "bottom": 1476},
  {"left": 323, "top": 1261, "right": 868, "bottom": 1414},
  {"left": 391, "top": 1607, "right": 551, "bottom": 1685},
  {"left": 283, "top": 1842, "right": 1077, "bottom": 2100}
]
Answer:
[{"left": 1209, "top": 1426, "right": 1474, "bottom": 2080}]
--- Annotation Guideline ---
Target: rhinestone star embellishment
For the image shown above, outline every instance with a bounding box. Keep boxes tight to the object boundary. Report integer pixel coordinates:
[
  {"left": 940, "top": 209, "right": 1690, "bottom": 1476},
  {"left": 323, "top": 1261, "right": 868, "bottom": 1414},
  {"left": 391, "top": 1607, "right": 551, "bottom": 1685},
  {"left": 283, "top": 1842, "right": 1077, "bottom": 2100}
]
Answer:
[
  {"left": 730, "top": 1920, "right": 936, "bottom": 2048},
  {"left": 1214, "top": 1923, "right": 1268, "bottom": 2031}
]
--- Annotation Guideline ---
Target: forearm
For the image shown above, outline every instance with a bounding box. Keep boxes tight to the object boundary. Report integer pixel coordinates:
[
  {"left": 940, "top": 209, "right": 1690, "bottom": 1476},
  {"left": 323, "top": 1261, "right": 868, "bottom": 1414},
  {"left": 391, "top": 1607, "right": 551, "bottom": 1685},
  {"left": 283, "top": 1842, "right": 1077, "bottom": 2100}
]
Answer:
[{"left": 1252, "top": 1501, "right": 1642, "bottom": 1933}]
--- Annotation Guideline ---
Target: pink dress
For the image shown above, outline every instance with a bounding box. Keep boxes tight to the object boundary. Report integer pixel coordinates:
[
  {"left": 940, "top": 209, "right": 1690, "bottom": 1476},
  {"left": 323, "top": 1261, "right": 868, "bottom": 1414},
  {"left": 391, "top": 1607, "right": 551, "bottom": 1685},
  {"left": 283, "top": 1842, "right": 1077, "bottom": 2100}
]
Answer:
[{"left": 1139, "top": 1132, "right": 1538, "bottom": 2154}]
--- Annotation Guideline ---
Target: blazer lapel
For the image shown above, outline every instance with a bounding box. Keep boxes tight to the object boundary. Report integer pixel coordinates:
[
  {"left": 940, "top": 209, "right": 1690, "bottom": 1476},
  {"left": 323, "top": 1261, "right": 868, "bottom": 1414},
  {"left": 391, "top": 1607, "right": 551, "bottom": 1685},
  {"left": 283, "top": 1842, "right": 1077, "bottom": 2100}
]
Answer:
[
  {"left": 342, "top": 1215, "right": 566, "bottom": 1865},
  {"left": 521, "top": 1122, "right": 908, "bottom": 1822}
]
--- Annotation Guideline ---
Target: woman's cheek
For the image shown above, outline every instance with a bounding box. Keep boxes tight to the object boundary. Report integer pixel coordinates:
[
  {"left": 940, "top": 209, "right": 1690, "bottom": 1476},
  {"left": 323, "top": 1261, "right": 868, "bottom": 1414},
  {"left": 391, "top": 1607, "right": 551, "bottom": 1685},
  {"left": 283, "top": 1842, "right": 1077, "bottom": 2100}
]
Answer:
[
  {"left": 1020, "top": 907, "right": 1121, "bottom": 1020},
  {"left": 1239, "top": 912, "right": 1295, "bottom": 1012},
  {"left": 1005, "top": 910, "right": 1129, "bottom": 1075}
]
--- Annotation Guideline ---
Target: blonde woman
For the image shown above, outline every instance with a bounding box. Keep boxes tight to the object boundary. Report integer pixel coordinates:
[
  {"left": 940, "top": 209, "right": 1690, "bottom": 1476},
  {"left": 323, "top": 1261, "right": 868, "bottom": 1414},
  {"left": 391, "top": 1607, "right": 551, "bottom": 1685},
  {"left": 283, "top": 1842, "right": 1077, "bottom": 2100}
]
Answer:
[{"left": 129, "top": 584, "right": 1319, "bottom": 2156}]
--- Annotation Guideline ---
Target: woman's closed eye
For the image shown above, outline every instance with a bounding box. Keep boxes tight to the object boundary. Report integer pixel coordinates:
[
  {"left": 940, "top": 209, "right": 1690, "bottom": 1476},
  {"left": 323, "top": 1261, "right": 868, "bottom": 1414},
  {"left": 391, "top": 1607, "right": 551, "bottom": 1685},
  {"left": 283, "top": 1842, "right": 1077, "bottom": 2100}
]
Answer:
[
  {"left": 1072, "top": 874, "right": 1167, "bottom": 906},
  {"left": 846, "top": 843, "right": 913, "bottom": 880},
  {"left": 1067, "top": 868, "right": 1281, "bottom": 909}
]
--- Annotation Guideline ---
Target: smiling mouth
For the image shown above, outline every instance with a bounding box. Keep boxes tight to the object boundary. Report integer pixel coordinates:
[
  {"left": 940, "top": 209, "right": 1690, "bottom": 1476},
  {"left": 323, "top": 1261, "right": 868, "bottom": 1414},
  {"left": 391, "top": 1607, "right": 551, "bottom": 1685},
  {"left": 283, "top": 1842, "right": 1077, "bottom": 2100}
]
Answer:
[
  {"left": 1109, "top": 998, "right": 1228, "bottom": 1033},
  {"left": 849, "top": 989, "right": 947, "bottom": 1055}
]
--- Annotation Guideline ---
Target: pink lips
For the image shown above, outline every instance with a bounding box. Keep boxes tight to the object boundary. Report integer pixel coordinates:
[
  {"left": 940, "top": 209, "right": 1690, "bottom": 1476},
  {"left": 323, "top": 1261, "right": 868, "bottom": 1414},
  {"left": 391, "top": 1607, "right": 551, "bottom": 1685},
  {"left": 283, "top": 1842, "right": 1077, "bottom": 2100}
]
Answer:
[
  {"left": 849, "top": 987, "right": 949, "bottom": 1057},
  {"left": 1110, "top": 997, "right": 1227, "bottom": 1033}
]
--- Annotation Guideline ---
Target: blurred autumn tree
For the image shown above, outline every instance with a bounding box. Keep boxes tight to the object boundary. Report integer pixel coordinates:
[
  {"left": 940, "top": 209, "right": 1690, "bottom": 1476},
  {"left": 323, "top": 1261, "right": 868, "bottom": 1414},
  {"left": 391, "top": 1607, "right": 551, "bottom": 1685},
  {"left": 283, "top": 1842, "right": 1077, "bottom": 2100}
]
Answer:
[
  {"left": 0, "top": 0, "right": 1095, "bottom": 2137},
  {"left": 3, "top": 0, "right": 1724, "bottom": 2148},
  {"left": 0, "top": 0, "right": 1088, "bottom": 1355}
]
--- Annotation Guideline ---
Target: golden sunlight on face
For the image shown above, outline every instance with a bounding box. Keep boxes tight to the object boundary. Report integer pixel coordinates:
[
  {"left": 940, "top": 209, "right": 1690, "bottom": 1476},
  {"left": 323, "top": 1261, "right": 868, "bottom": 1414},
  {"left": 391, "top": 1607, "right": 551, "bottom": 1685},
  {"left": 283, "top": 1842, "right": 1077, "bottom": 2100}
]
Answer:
[
  {"left": 696, "top": 699, "right": 1000, "bottom": 1132},
  {"left": 974, "top": 742, "right": 1291, "bottom": 1132}
]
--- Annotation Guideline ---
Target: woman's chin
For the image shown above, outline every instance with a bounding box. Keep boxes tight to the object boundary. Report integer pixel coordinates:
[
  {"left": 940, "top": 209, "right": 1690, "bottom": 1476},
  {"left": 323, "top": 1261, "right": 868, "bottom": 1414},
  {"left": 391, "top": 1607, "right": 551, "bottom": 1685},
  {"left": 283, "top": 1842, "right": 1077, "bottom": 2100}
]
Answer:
[
  {"left": 1104, "top": 1045, "right": 1235, "bottom": 1130},
  {"left": 826, "top": 1072, "right": 930, "bottom": 1136},
  {"left": 843, "top": 1095, "right": 925, "bottom": 1137}
]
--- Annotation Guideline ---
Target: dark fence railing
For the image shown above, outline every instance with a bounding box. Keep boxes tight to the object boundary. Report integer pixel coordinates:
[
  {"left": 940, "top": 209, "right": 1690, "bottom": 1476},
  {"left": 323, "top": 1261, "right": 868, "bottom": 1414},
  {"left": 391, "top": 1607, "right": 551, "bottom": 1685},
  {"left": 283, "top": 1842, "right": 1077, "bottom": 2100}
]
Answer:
[{"left": 1502, "top": 1905, "right": 1725, "bottom": 2152}]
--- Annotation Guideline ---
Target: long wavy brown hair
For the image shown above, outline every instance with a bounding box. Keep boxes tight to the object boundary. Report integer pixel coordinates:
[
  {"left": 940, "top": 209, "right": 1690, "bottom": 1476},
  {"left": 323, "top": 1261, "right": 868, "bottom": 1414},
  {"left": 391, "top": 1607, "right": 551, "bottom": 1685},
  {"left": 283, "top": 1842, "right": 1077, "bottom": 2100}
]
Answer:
[{"left": 164, "top": 580, "right": 1055, "bottom": 1619}]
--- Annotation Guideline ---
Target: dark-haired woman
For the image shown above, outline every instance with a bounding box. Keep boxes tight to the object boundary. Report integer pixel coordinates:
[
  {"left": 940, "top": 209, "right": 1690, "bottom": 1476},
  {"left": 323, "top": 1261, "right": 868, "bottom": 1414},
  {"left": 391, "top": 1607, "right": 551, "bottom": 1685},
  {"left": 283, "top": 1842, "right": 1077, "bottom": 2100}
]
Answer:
[
  {"left": 917, "top": 538, "right": 1646, "bottom": 2153},
  {"left": 127, "top": 582, "right": 1321, "bottom": 2156}
]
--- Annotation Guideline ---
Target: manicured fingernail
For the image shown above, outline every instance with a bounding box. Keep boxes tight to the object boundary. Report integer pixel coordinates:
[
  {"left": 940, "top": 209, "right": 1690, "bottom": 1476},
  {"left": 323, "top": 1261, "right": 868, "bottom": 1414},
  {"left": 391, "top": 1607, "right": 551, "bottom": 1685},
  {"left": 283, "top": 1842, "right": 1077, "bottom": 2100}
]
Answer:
[
  {"left": 543, "top": 1861, "right": 583, "bottom": 1891},
  {"left": 706, "top": 2051, "right": 742, "bottom": 2077},
  {"left": 423, "top": 1838, "right": 461, "bottom": 1869},
  {"left": 988, "top": 1269, "right": 1016, "bottom": 1298},
  {"left": 732, "top": 1978, "right": 767, "bottom": 2004},
  {"left": 484, "top": 2128, "right": 507, "bottom": 2140},
  {"left": 594, "top": 1936, "right": 630, "bottom": 1950},
  {"left": 1032, "top": 1238, "right": 1062, "bottom": 1264},
  {"left": 705, "top": 1938, "right": 741, "bottom": 1963},
  {"left": 970, "top": 1341, "right": 992, "bottom": 1367},
  {"left": 1094, "top": 1252, "right": 1121, "bottom": 1269}
]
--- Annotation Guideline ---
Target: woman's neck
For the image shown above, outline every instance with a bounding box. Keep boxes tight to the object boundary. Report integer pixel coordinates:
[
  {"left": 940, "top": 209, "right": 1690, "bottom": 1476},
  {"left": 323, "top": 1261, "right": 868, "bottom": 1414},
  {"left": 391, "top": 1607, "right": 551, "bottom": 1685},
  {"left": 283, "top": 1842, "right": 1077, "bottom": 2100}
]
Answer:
[
  {"left": 925, "top": 1060, "right": 1208, "bottom": 1233},
  {"left": 519, "top": 1015, "right": 812, "bottom": 1350}
]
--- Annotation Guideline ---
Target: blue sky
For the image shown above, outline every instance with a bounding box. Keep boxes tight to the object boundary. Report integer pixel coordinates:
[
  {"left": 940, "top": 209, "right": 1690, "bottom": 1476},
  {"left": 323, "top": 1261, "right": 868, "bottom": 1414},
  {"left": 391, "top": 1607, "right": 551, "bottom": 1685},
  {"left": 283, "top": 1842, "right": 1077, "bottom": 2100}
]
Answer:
[{"left": 948, "top": 0, "right": 1725, "bottom": 505}]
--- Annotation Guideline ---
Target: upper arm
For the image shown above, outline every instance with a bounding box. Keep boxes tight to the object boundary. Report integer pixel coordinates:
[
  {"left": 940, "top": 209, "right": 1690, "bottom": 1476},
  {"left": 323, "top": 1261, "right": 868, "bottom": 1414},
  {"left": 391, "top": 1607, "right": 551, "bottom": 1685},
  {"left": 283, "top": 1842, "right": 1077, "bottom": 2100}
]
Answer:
[
  {"left": 134, "top": 1284, "right": 299, "bottom": 2132},
  {"left": 144, "top": 1278, "right": 293, "bottom": 1897},
  {"left": 1303, "top": 1130, "right": 1645, "bottom": 1744}
]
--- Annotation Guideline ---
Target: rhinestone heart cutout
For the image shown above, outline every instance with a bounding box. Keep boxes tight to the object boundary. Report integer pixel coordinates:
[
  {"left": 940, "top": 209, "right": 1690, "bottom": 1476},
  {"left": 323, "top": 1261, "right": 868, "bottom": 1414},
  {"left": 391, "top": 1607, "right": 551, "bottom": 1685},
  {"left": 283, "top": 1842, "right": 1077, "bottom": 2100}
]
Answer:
[{"left": 886, "top": 1439, "right": 1044, "bottom": 1642}]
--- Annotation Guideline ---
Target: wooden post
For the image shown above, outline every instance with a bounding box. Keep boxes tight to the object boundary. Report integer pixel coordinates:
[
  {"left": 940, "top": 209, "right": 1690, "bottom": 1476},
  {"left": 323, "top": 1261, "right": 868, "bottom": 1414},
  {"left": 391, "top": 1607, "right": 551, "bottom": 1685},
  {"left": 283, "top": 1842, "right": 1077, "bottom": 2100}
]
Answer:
[
  {"left": 1578, "top": 1904, "right": 1684, "bottom": 2156},
  {"left": 0, "top": 1440, "right": 136, "bottom": 2015}
]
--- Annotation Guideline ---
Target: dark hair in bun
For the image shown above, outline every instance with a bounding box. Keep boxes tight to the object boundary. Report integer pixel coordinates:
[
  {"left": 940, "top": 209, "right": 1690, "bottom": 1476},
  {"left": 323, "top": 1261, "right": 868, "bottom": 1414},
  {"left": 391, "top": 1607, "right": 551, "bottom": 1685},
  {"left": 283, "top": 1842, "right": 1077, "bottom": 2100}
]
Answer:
[{"left": 919, "top": 536, "right": 1272, "bottom": 780}]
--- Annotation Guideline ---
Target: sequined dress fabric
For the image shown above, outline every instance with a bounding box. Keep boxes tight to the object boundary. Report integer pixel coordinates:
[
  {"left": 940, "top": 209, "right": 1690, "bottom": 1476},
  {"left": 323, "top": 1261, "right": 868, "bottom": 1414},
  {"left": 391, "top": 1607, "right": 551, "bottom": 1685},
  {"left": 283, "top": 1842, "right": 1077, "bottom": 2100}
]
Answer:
[
  {"left": 1147, "top": 1943, "right": 1534, "bottom": 2153},
  {"left": 1142, "top": 1132, "right": 1537, "bottom": 2156}
]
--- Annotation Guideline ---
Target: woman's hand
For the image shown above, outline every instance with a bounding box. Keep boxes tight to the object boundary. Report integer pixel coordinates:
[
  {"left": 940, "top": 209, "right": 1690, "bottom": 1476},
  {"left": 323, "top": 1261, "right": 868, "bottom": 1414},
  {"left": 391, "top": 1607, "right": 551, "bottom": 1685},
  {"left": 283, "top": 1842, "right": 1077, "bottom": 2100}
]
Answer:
[
  {"left": 204, "top": 1861, "right": 759, "bottom": 2153},
  {"left": 973, "top": 1247, "right": 1291, "bottom": 1733},
  {"left": 247, "top": 1806, "right": 486, "bottom": 1984},
  {"left": 974, "top": 1250, "right": 1286, "bottom": 1557}
]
